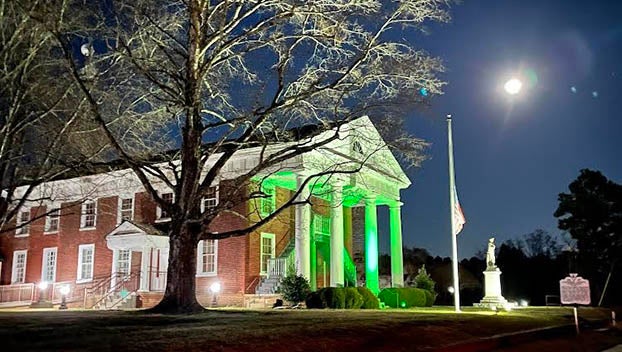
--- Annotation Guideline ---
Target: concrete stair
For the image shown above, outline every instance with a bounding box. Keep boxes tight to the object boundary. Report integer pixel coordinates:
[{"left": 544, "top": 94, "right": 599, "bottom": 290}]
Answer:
[
  {"left": 93, "top": 292, "right": 136, "bottom": 310},
  {"left": 255, "top": 276, "right": 282, "bottom": 295}
]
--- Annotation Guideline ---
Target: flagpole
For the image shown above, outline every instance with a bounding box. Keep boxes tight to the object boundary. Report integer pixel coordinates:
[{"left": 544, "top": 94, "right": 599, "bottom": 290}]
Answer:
[{"left": 447, "top": 114, "right": 461, "bottom": 313}]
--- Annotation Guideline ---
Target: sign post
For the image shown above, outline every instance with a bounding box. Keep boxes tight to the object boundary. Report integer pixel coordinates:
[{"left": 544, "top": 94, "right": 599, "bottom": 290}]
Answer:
[{"left": 560, "top": 274, "right": 591, "bottom": 334}]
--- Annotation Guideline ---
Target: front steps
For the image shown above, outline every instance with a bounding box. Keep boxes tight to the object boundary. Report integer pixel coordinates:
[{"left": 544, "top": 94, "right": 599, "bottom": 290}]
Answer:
[{"left": 92, "top": 292, "right": 137, "bottom": 310}]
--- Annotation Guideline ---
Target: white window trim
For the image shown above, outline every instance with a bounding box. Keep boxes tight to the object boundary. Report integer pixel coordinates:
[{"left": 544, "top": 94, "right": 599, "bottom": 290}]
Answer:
[
  {"left": 79, "top": 200, "right": 97, "bottom": 230},
  {"left": 200, "top": 185, "right": 220, "bottom": 213},
  {"left": 156, "top": 192, "right": 174, "bottom": 222},
  {"left": 196, "top": 240, "right": 218, "bottom": 277},
  {"left": 76, "top": 244, "right": 95, "bottom": 283},
  {"left": 115, "top": 249, "right": 132, "bottom": 275},
  {"left": 44, "top": 205, "right": 60, "bottom": 234},
  {"left": 15, "top": 209, "right": 30, "bottom": 237},
  {"left": 11, "top": 250, "right": 27, "bottom": 284},
  {"left": 117, "top": 195, "right": 135, "bottom": 224},
  {"left": 41, "top": 247, "right": 58, "bottom": 283},
  {"left": 260, "top": 233, "right": 275, "bottom": 275}
]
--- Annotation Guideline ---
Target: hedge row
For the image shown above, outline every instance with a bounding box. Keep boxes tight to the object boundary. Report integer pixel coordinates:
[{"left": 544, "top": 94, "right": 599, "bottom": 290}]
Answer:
[
  {"left": 378, "top": 288, "right": 436, "bottom": 308},
  {"left": 305, "top": 287, "right": 379, "bottom": 309}
]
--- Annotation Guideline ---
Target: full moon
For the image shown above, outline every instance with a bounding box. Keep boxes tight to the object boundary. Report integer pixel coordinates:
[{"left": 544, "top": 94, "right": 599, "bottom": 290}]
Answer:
[{"left": 504, "top": 78, "right": 523, "bottom": 95}]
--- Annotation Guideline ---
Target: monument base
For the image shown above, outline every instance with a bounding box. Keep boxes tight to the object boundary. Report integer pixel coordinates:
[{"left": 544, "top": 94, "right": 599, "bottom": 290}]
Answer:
[{"left": 473, "top": 268, "right": 511, "bottom": 309}]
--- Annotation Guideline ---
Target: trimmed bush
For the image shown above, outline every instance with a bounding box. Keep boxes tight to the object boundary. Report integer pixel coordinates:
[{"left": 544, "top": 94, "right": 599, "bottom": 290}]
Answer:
[
  {"left": 378, "top": 288, "right": 428, "bottom": 308},
  {"left": 305, "top": 291, "right": 324, "bottom": 309},
  {"left": 305, "top": 287, "right": 377, "bottom": 309},
  {"left": 320, "top": 287, "right": 346, "bottom": 308},
  {"left": 356, "top": 287, "right": 380, "bottom": 309},
  {"left": 423, "top": 289, "right": 437, "bottom": 307},
  {"left": 344, "top": 287, "right": 363, "bottom": 309}
]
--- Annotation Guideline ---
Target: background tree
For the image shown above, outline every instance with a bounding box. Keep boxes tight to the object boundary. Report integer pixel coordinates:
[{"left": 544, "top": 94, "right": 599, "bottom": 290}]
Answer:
[
  {"left": 21, "top": 0, "right": 455, "bottom": 313},
  {"left": 554, "top": 169, "right": 622, "bottom": 305},
  {"left": 0, "top": 1, "right": 113, "bottom": 233}
]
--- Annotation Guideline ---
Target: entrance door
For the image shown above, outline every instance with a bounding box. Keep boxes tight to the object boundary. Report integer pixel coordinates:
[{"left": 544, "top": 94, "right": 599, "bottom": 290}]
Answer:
[
  {"left": 260, "top": 233, "right": 275, "bottom": 275},
  {"left": 149, "top": 248, "right": 168, "bottom": 291}
]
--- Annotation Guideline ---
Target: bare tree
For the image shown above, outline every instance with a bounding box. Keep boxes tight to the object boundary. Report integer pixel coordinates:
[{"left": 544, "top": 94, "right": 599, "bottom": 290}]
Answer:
[
  {"left": 0, "top": 0, "right": 107, "bottom": 232},
  {"left": 34, "top": 0, "right": 453, "bottom": 313}
]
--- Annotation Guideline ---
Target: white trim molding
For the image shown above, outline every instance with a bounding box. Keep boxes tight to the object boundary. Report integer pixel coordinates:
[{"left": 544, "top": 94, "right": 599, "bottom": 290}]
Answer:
[
  {"left": 11, "top": 250, "right": 28, "bottom": 284},
  {"left": 76, "top": 244, "right": 95, "bottom": 283}
]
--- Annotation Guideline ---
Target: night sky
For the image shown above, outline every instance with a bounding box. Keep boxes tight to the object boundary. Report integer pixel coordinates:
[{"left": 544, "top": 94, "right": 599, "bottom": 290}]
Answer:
[{"left": 378, "top": 0, "right": 622, "bottom": 258}]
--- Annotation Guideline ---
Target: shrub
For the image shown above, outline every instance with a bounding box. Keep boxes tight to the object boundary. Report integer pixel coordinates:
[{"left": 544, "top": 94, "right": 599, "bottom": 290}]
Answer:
[
  {"left": 344, "top": 287, "right": 363, "bottom": 309},
  {"left": 423, "top": 289, "right": 437, "bottom": 307},
  {"left": 305, "top": 291, "right": 324, "bottom": 309},
  {"left": 306, "top": 287, "right": 376, "bottom": 309},
  {"left": 319, "top": 287, "right": 346, "bottom": 308},
  {"left": 379, "top": 288, "right": 427, "bottom": 308},
  {"left": 413, "top": 265, "right": 436, "bottom": 293},
  {"left": 279, "top": 274, "right": 311, "bottom": 303},
  {"left": 356, "top": 287, "right": 380, "bottom": 309}
]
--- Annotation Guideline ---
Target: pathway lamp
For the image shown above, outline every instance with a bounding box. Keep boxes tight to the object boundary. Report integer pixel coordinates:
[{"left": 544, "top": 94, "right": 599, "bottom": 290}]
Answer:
[
  {"left": 210, "top": 282, "right": 221, "bottom": 307},
  {"left": 59, "top": 285, "right": 70, "bottom": 310},
  {"left": 37, "top": 281, "right": 49, "bottom": 303}
]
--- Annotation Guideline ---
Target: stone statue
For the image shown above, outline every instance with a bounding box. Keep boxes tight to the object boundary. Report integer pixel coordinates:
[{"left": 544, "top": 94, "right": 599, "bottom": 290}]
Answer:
[{"left": 486, "top": 237, "right": 496, "bottom": 269}]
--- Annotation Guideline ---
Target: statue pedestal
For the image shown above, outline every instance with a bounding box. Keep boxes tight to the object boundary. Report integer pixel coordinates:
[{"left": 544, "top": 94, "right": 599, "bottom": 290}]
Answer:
[{"left": 474, "top": 268, "right": 509, "bottom": 309}]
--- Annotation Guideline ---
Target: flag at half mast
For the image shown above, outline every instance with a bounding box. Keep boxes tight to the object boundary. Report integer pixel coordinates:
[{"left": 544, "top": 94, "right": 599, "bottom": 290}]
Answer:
[{"left": 452, "top": 185, "right": 466, "bottom": 236}]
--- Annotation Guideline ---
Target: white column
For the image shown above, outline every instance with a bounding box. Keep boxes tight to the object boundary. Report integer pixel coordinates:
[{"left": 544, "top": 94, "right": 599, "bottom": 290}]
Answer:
[
  {"left": 139, "top": 247, "right": 150, "bottom": 292},
  {"left": 330, "top": 182, "right": 345, "bottom": 287},
  {"left": 110, "top": 249, "right": 118, "bottom": 289},
  {"left": 295, "top": 174, "right": 311, "bottom": 280},
  {"left": 365, "top": 195, "right": 380, "bottom": 295},
  {"left": 389, "top": 201, "right": 404, "bottom": 287}
]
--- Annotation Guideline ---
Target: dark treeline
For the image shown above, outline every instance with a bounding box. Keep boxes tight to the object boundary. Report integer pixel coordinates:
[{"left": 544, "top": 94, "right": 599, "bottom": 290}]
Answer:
[{"left": 379, "top": 228, "right": 621, "bottom": 307}]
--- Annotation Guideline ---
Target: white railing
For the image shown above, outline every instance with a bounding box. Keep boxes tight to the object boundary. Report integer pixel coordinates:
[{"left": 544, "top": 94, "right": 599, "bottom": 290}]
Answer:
[
  {"left": 149, "top": 271, "right": 167, "bottom": 292},
  {"left": 267, "top": 258, "right": 288, "bottom": 278},
  {"left": 0, "top": 283, "right": 35, "bottom": 304}
]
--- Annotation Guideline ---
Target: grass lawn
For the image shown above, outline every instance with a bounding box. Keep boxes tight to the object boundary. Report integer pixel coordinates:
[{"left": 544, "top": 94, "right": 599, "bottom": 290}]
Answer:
[{"left": 0, "top": 306, "right": 618, "bottom": 351}]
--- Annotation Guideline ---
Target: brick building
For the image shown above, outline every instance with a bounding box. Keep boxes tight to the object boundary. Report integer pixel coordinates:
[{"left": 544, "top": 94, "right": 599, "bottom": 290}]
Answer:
[{"left": 0, "top": 117, "right": 411, "bottom": 308}]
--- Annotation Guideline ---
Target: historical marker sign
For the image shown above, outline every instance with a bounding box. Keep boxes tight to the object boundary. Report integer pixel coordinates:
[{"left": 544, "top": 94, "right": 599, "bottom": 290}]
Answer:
[{"left": 560, "top": 273, "right": 591, "bottom": 305}]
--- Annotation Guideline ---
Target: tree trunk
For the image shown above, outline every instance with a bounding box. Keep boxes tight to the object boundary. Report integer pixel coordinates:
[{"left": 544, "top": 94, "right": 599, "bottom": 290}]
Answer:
[{"left": 147, "top": 223, "right": 205, "bottom": 314}]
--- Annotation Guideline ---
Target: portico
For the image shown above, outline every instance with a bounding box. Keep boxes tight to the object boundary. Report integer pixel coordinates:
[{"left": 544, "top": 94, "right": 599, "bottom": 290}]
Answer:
[{"left": 105, "top": 221, "right": 169, "bottom": 292}]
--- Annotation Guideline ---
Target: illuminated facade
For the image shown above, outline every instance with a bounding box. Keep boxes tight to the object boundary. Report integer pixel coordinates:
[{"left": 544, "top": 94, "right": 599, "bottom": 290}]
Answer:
[{"left": 0, "top": 116, "right": 410, "bottom": 308}]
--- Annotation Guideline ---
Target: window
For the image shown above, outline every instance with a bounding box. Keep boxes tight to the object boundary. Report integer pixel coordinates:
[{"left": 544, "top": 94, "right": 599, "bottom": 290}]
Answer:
[
  {"left": 260, "top": 233, "right": 275, "bottom": 275},
  {"left": 119, "top": 197, "right": 134, "bottom": 222},
  {"left": 77, "top": 244, "right": 95, "bottom": 282},
  {"left": 11, "top": 250, "right": 27, "bottom": 283},
  {"left": 260, "top": 184, "right": 275, "bottom": 216},
  {"left": 80, "top": 201, "right": 97, "bottom": 229},
  {"left": 157, "top": 193, "right": 174, "bottom": 220},
  {"left": 353, "top": 140, "right": 364, "bottom": 155},
  {"left": 313, "top": 214, "right": 331, "bottom": 236},
  {"left": 16, "top": 210, "right": 30, "bottom": 236},
  {"left": 197, "top": 240, "right": 218, "bottom": 276},
  {"left": 45, "top": 208, "right": 60, "bottom": 233},
  {"left": 202, "top": 186, "right": 219, "bottom": 213},
  {"left": 41, "top": 247, "right": 57, "bottom": 283},
  {"left": 116, "top": 249, "right": 131, "bottom": 276}
]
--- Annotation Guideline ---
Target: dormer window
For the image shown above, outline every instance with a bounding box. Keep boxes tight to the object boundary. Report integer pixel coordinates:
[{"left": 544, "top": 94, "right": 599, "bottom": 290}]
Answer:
[
  {"left": 353, "top": 140, "right": 364, "bottom": 155},
  {"left": 260, "top": 184, "right": 275, "bottom": 217}
]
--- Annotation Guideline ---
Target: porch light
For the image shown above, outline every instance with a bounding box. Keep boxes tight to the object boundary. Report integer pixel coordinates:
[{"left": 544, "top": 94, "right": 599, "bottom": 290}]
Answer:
[{"left": 38, "top": 281, "right": 49, "bottom": 290}]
